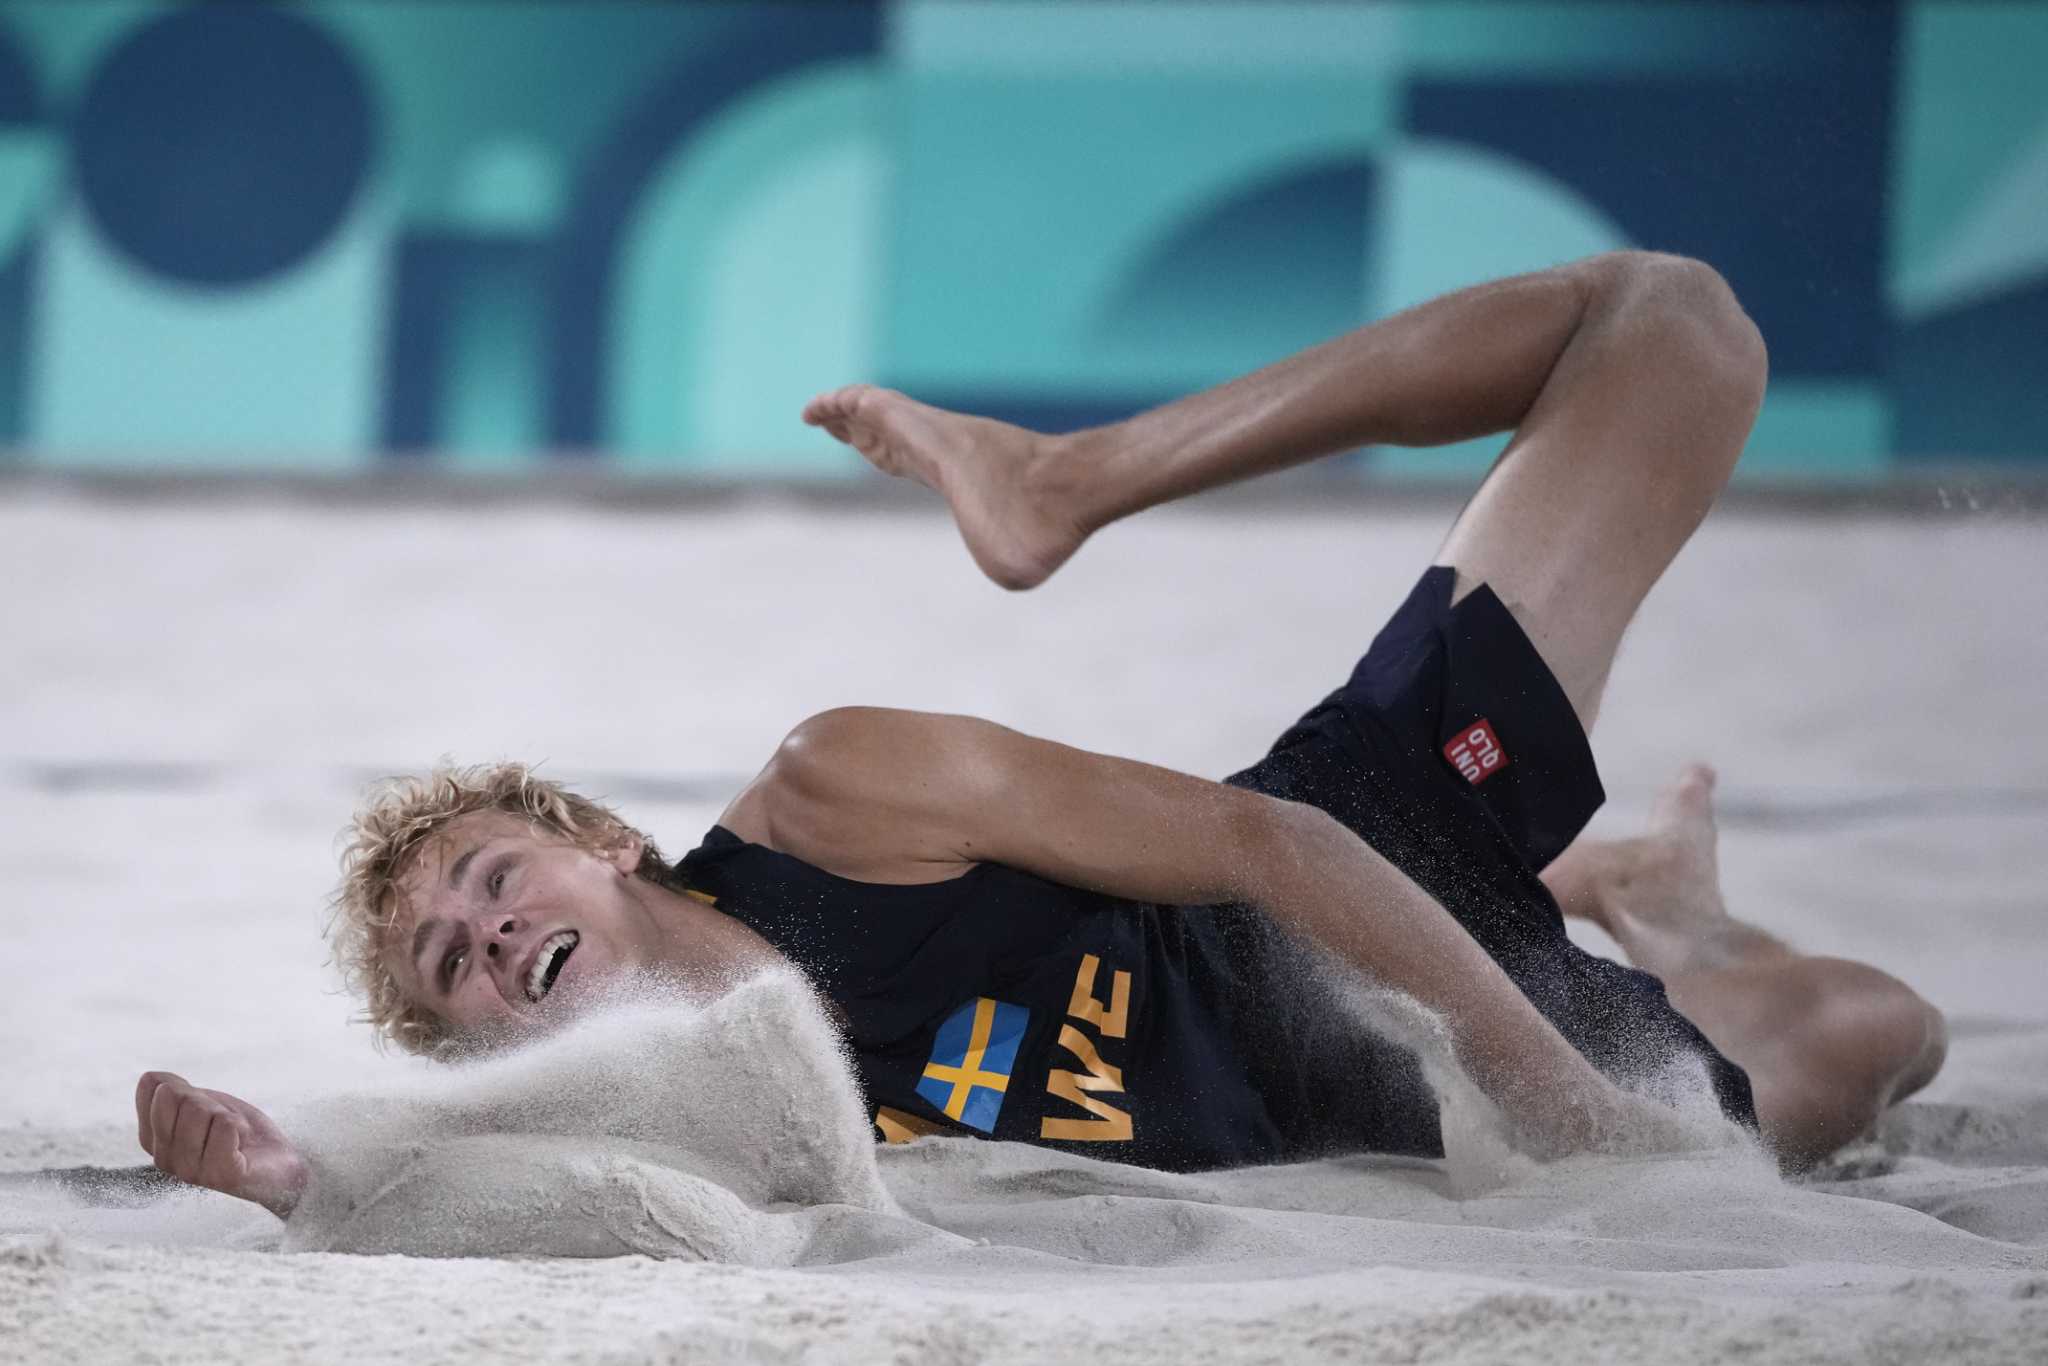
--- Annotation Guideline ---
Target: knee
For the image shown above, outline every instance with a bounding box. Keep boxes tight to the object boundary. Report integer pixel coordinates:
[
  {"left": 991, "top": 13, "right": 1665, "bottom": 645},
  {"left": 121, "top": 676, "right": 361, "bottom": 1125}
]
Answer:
[
  {"left": 1747, "top": 960, "right": 1947, "bottom": 1168},
  {"left": 1806, "top": 961, "right": 1947, "bottom": 1107},
  {"left": 1596, "top": 249, "right": 1744, "bottom": 317},
  {"left": 1893, "top": 997, "right": 1948, "bottom": 1103},
  {"left": 1591, "top": 251, "right": 1769, "bottom": 403}
]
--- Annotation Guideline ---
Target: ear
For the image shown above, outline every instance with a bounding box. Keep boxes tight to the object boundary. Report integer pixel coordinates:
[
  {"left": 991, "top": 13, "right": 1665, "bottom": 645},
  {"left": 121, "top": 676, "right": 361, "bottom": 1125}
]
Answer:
[{"left": 603, "top": 831, "right": 644, "bottom": 874}]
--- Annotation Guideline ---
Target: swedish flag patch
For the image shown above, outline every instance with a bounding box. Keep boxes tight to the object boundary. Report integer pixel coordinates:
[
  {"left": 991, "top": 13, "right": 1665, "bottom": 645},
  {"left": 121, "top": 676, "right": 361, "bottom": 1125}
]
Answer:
[{"left": 915, "top": 997, "right": 1029, "bottom": 1132}]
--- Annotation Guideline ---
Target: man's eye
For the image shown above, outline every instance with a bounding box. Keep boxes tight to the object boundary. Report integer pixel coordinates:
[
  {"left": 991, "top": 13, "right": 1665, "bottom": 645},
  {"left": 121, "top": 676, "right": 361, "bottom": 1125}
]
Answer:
[
  {"left": 488, "top": 868, "right": 506, "bottom": 897},
  {"left": 443, "top": 949, "right": 465, "bottom": 985}
]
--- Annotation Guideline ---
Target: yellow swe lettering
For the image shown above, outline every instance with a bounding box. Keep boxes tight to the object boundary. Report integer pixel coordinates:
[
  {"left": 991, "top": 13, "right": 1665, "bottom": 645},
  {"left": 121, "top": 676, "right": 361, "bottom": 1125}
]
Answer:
[
  {"left": 1040, "top": 1071, "right": 1134, "bottom": 1142},
  {"left": 1051, "top": 1023, "right": 1122, "bottom": 1091},
  {"left": 1064, "top": 953, "right": 1131, "bottom": 1040},
  {"left": 874, "top": 1106, "right": 946, "bottom": 1144},
  {"left": 1040, "top": 952, "right": 1136, "bottom": 1144}
]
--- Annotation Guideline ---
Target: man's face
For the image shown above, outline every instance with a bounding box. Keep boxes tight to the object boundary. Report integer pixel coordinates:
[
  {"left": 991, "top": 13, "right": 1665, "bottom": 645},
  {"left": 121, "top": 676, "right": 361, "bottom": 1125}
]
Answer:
[{"left": 384, "top": 810, "right": 756, "bottom": 1050}]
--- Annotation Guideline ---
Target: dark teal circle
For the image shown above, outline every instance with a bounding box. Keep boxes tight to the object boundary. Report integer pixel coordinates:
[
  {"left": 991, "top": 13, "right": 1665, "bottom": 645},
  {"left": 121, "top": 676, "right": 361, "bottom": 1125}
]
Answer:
[{"left": 74, "top": 8, "right": 374, "bottom": 286}]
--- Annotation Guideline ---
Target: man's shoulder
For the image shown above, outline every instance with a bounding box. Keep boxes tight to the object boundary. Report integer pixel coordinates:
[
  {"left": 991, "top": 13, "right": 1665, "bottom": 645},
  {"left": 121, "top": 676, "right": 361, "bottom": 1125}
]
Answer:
[{"left": 713, "top": 707, "right": 1000, "bottom": 886}]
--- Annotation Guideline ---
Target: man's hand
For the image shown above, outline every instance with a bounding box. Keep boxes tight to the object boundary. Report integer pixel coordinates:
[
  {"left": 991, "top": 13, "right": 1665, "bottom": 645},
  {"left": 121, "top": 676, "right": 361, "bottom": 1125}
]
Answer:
[{"left": 135, "top": 1071, "right": 308, "bottom": 1219}]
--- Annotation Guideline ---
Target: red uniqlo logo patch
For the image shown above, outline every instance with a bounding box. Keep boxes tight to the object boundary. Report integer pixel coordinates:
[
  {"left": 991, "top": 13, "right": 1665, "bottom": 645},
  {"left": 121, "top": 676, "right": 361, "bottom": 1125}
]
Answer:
[{"left": 1444, "top": 719, "right": 1510, "bottom": 785}]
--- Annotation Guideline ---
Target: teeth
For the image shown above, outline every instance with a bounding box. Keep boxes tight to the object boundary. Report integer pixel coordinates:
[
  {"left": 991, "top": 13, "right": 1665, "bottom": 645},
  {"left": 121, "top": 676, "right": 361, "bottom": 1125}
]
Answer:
[{"left": 525, "top": 931, "right": 578, "bottom": 1002}]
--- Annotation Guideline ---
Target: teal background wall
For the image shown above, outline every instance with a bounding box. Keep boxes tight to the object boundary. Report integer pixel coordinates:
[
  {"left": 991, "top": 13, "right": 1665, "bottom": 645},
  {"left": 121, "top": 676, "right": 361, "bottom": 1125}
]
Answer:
[{"left": 0, "top": 1, "right": 2040, "bottom": 480}]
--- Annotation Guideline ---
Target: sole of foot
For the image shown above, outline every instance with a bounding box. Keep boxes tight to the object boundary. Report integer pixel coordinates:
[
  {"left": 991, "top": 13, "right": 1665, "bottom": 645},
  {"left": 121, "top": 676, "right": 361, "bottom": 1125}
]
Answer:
[{"left": 802, "top": 384, "right": 1087, "bottom": 590}]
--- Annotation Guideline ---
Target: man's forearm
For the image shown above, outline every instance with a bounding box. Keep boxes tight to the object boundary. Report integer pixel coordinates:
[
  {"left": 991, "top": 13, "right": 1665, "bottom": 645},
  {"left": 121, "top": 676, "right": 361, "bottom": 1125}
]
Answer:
[
  {"left": 1243, "top": 802, "right": 1621, "bottom": 1146},
  {"left": 1057, "top": 255, "right": 1637, "bottom": 528}
]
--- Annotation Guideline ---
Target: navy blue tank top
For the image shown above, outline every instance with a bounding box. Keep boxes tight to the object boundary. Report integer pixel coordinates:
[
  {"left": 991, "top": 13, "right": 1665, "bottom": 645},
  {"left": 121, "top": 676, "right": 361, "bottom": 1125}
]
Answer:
[{"left": 676, "top": 827, "right": 1440, "bottom": 1171}]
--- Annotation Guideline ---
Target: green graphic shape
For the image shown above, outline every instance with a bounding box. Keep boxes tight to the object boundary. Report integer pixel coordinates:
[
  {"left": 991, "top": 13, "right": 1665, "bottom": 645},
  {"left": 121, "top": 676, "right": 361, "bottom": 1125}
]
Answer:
[
  {"left": 1737, "top": 383, "right": 1890, "bottom": 478},
  {"left": 0, "top": 129, "right": 59, "bottom": 262},
  {"left": 894, "top": 0, "right": 1800, "bottom": 79},
  {"left": 31, "top": 198, "right": 385, "bottom": 467},
  {"left": 610, "top": 62, "right": 882, "bottom": 469},
  {"left": 436, "top": 251, "right": 548, "bottom": 467},
  {"left": 1092, "top": 160, "right": 1372, "bottom": 381},
  {"left": 446, "top": 139, "right": 564, "bottom": 238},
  {"left": 889, "top": 74, "right": 1396, "bottom": 397},
  {"left": 1891, "top": 2, "right": 2048, "bottom": 314},
  {"left": 0, "top": 2, "right": 156, "bottom": 110},
  {"left": 894, "top": 0, "right": 1401, "bottom": 74},
  {"left": 1373, "top": 138, "right": 1628, "bottom": 317},
  {"left": 1370, "top": 138, "right": 1628, "bottom": 478},
  {"left": 313, "top": 2, "right": 744, "bottom": 234},
  {"left": 1894, "top": 114, "right": 2048, "bottom": 320},
  {"left": 1403, "top": 2, "right": 1800, "bottom": 76}
]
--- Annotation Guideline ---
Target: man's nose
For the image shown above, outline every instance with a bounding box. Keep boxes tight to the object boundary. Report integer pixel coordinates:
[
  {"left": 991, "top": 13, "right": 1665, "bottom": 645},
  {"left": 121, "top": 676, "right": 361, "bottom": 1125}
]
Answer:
[{"left": 481, "top": 918, "right": 519, "bottom": 960}]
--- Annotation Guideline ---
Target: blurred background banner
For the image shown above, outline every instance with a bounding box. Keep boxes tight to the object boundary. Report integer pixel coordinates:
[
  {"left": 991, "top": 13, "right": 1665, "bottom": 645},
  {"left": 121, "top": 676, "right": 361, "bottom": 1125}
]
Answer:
[{"left": 0, "top": 0, "right": 2039, "bottom": 481}]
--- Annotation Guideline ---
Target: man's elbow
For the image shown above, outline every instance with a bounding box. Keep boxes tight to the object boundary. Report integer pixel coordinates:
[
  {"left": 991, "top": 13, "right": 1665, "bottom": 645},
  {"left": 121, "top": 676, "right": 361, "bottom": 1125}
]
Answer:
[
  {"left": 760, "top": 707, "right": 987, "bottom": 850},
  {"left": 1230, "top": 795, "right": 1350, "bottom": 905},
  {"left": 755, "top": 708, "right": 882, "bottom": 841},
  {"left": 773, "top": 707, "right": 871, "bottom": 777}
]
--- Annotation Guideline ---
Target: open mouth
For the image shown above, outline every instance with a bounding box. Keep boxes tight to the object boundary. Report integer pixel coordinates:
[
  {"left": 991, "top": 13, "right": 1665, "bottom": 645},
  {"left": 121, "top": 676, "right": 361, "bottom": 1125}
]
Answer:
[{"left": 524, "top": 931, "right": 579, "bottom": 1003}]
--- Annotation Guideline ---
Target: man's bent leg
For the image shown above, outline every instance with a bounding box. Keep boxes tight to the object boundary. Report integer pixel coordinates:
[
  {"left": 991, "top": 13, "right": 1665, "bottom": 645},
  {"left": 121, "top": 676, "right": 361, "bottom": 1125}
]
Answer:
[
  {"left": 1547, "top": 765, "right": 1949, "bottom": 1168},
  {"left": 1431, "top": 258, "right": 1765, "bottom": 727},
  {"left": 807, "top": 261, "right": 1623, "bottom": 589},
  {"left": 807, "top": 249, "right": 1766, "bottom": 723}
]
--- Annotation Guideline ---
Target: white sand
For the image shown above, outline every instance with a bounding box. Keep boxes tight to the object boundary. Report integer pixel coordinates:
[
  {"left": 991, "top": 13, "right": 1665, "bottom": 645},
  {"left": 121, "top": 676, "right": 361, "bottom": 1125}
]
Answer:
[{"left": 2, "top": 494, "right": 2045, "bottom": 1363}]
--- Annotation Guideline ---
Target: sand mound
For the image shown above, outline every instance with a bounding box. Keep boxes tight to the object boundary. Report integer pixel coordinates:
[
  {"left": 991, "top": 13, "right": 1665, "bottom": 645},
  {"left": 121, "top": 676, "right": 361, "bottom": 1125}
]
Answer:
[{"left": 281, "top": 971, "right": 932, "bottom": 1263}]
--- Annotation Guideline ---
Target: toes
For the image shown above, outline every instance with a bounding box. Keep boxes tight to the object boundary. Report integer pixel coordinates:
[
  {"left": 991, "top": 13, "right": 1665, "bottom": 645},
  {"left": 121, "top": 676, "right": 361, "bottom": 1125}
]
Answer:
[
  {"left": 802, "top": 383, "right": 882, "bottom": 429},
  {"left": 804, "top": 386, "right": 896, "bottom": 460},
  {"left": 1651, "top": 762, "right": 1718, "bottom": 831},
  {"left": 801, "top": 385, "right": 859, "bottom": 427}
]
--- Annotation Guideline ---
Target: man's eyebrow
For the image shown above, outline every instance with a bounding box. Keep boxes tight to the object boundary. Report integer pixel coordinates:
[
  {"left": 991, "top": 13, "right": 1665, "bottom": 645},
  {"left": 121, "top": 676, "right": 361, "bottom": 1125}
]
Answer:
[
  {"left": 446, "top": 843, "right": 482, "bottom": 891},
  {"left": 411, "top": 917, "right": 445, "bottom": 978},
  {"left": 408, "top": 841, "right": 485, "bottom": 993}
]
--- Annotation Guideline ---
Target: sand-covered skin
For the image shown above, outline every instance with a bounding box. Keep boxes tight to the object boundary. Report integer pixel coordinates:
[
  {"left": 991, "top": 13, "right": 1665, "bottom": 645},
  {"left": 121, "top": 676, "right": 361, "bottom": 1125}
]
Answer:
[{"left": 2, "top": 497, "right": 2044, "bottom": 1363}]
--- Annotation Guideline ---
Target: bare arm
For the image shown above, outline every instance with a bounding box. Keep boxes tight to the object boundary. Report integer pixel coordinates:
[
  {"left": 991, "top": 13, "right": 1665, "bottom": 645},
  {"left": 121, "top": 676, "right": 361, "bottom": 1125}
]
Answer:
[{"left": 723, "top": 707, "right": 1652, "bottom": 1155}]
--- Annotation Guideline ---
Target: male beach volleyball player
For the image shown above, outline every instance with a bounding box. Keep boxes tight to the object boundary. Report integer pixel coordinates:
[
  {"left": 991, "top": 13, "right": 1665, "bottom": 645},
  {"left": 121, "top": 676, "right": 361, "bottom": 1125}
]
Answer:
[{"left": 134, "top": 252, "right": 1947, "bottom": 1220}]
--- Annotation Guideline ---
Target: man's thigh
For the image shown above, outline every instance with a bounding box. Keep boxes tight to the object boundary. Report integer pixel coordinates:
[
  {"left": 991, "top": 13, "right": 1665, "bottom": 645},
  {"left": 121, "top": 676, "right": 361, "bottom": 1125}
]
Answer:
[{"left": 1433, "top": 257, "right": 1767, "bottom": 729}]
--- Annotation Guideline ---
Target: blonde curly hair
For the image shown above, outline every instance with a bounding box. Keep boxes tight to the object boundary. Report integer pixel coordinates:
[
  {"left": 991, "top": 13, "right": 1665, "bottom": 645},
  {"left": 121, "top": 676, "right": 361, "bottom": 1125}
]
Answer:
[{"left": 328, "top": 763, "right": 672, "bottom": 1056}]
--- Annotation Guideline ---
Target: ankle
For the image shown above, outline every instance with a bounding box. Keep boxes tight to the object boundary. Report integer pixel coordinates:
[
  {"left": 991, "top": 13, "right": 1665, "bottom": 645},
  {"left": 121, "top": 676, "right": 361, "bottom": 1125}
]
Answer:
[
  {"left": 1035, "top": 425, "right": 1119, "bottom": 536},
  {"left": 1540, "top": 841, "right": 1630, "bottom": 936},
  {"left": 1608, "top": 906, "right": 1793, "bottom": 978}
]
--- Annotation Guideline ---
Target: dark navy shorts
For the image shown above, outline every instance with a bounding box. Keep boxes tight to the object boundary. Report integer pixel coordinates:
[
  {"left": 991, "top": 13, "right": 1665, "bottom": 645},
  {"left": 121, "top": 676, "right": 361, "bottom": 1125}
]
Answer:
[{"left": 1224, "top": 566, "right": 1758, "bottom": 1144}]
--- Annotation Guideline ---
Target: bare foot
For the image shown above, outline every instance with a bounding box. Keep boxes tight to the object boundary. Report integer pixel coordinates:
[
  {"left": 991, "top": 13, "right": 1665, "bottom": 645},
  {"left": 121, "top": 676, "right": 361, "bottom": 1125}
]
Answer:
[
  {"left": 803, "top": 384, "right": 1089, "bottom": 590},
  {"left": 1547, "top": 764, "right": 1789, "bottom": 979}
]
